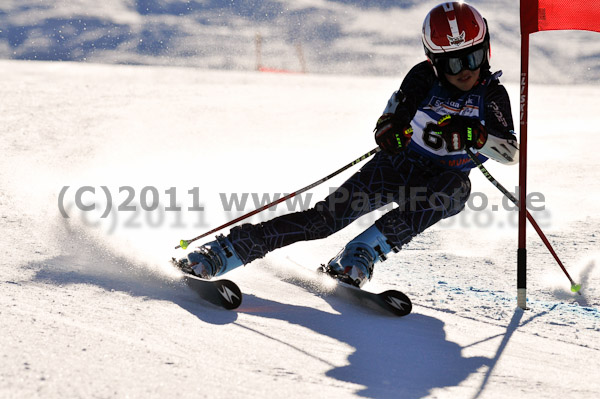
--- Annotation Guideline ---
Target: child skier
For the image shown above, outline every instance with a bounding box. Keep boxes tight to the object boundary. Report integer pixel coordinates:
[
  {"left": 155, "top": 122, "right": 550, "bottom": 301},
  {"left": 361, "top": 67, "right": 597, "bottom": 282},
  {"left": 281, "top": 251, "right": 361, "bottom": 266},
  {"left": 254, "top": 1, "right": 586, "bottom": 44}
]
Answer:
[{"left": 174, "top": 2, "right": 518, "bottom": 288}]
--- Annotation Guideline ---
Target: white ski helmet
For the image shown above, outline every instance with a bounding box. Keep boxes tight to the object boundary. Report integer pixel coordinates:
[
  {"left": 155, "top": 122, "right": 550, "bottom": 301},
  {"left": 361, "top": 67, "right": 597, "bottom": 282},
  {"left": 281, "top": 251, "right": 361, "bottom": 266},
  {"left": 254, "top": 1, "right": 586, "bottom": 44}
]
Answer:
[{"left": 422, "top": 2, "right": 490, "bottom": 76}]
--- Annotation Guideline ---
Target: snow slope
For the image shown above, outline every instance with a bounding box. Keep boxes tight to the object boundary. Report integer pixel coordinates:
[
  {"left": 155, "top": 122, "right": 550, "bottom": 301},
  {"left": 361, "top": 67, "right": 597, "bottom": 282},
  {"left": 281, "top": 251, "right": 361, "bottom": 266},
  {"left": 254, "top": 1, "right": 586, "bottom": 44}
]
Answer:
[{"left": 1, "top": 59, "right": 599, "bottom": 398}]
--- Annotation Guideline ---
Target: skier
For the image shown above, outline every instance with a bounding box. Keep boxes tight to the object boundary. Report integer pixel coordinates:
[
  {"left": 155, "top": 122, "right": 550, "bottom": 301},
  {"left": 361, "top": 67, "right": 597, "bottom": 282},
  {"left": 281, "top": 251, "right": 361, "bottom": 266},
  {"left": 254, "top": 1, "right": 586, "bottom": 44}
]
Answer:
[{"left": 174, "top": 2, "right": 518, "bottom": 288}]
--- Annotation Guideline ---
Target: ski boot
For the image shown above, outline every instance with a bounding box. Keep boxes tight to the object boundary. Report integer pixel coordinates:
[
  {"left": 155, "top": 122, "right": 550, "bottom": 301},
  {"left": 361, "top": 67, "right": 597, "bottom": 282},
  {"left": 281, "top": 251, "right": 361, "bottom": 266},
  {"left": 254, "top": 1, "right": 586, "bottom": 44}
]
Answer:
[
  {"left": 172, "top": 235, "right": 243, "bottom": 279},
  {"left": 322, "top": 225, "right": 394, "bottom": 288}
]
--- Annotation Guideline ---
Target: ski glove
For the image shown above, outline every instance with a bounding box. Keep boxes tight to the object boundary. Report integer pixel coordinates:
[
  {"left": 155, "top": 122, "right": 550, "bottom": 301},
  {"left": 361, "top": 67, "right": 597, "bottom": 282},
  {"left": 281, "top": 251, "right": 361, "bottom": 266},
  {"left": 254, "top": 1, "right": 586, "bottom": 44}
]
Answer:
[
  {"left": 430, "top": 114, "right": 487, "bottom": 152},
  {"left": 374, "top": 113, "right": 414, "bottom": 155}
]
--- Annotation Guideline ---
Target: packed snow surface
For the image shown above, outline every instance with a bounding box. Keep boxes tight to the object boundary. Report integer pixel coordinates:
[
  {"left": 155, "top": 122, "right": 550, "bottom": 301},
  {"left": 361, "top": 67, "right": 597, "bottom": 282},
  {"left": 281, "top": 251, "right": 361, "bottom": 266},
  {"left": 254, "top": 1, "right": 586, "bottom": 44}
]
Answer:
[{"left": 1, "top": 59, "right": 599, "bottom": 398}]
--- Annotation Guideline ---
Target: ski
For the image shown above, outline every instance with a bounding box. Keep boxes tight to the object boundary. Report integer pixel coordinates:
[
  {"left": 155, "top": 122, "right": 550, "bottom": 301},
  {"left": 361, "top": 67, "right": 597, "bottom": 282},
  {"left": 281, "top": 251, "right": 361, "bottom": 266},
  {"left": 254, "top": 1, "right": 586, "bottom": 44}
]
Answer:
[
  {"left": 316, "top": 268, "right": 412, "bottom": 317},
  {"left": 281, "top": 258, "right": 412, "bottom": 317},
  {"left": 171, "top": 258, "right": 242, "bottom": 310},
  {"left": 182, "top": 274, "right": 243, "bottom": 310}
]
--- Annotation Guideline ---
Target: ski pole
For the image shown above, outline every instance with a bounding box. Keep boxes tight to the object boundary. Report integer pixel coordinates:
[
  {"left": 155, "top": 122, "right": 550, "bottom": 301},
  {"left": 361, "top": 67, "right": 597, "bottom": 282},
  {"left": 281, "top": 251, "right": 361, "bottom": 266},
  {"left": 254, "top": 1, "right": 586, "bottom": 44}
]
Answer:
[
  {"left": 465, "top": 148, "right": 581, "bottom": 294},
  {"left": 175, "top": 147, "right": 382, "bottom": 249}
]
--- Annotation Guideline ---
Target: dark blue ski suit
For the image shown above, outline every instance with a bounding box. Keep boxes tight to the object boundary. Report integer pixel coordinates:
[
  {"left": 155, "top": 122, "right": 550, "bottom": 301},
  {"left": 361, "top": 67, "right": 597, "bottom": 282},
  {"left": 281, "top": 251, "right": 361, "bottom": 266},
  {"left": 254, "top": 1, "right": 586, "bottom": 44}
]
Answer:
[{"left": 227, "top": 61, "right": 517, "bottom": 265}]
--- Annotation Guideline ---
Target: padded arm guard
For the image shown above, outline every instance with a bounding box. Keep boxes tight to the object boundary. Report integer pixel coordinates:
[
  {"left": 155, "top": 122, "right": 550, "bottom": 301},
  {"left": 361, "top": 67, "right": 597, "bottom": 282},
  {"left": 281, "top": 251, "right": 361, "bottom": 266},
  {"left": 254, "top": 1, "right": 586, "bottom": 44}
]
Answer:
[{"left": 478, "top": 133, "right": 519, "bottom": 164}]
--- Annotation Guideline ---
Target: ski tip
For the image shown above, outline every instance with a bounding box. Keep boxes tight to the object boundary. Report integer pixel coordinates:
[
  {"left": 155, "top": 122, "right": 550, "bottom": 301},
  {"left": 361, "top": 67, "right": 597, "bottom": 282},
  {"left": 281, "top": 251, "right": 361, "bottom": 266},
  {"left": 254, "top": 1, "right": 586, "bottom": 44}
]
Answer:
[
  {"left": 214, "top": 280, "right": 243, "bottom": 310},
  {"left": 380, "top": 290, "right": 412, "bottom": 317},
  {"left": 182, "top": 274, "right": 243, "bottom": 310}
]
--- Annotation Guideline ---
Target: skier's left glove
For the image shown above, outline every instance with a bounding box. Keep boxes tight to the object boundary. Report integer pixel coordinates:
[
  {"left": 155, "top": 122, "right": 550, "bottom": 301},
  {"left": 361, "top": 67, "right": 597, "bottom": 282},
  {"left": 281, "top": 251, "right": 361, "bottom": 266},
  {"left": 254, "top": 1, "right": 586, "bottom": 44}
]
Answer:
[{"left": 432, "top": 115, "right": 487, "bottom": 152}]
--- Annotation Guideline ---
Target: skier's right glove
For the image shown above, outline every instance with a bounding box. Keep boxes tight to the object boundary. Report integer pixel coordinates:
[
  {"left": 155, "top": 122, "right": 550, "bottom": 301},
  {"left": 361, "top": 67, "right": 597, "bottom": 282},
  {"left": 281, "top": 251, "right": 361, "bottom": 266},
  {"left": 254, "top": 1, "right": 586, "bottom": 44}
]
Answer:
[{"left": 374, "top": 113, "right": 414, "bottom": 156}]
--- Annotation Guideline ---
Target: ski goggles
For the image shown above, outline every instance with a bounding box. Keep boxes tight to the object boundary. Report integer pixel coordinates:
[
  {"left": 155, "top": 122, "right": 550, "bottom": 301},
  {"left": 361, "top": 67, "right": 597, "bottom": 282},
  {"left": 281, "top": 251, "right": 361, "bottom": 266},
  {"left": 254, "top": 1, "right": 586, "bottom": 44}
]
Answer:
[{"left": 436, "top": 47, "right": 486, "bottom": 75}]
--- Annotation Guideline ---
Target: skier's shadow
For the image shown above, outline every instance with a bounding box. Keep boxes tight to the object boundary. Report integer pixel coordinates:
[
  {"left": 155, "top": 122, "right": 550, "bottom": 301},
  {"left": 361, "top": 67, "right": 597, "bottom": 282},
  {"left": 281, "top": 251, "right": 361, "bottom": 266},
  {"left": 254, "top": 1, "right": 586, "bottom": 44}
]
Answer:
[
  {"left": 31, "top": 251, "right": 486, "bottom": 398},
  {"left": 27, "top": 220, "right": 485, "bottom": 397},
  {"left": 237, "top": 292, "right": 489, "bottom": 399},
  {"left": 29, "top": 249, "right": 487, "bottom": 398}
]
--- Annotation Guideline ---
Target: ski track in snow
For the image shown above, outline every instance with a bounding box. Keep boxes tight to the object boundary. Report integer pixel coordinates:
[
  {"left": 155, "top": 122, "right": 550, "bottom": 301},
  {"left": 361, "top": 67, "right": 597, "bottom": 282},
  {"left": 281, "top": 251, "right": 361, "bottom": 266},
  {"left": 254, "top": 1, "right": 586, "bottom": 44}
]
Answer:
[{"left": 1, "top": 59, "right": 599, "bottom": 398}]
